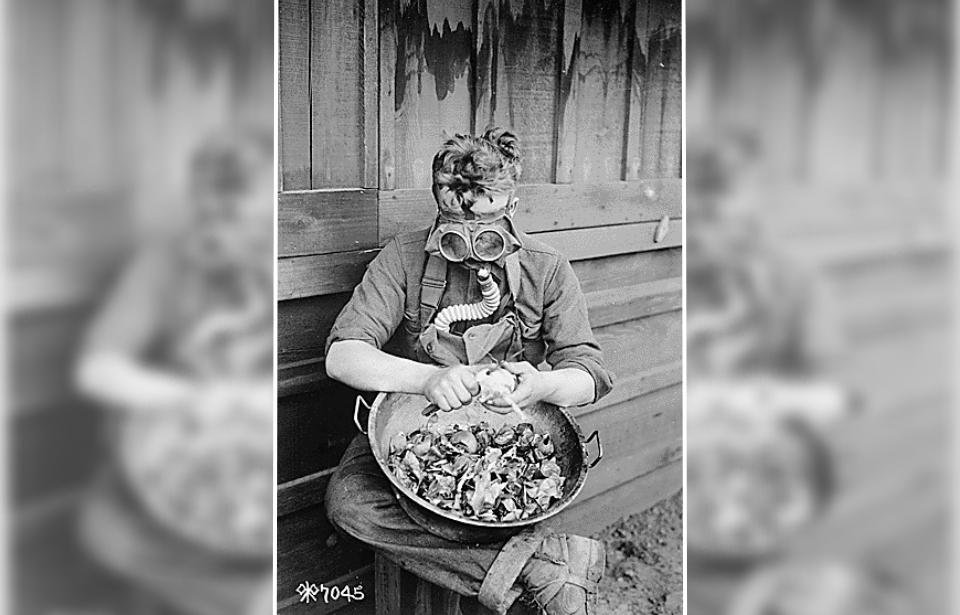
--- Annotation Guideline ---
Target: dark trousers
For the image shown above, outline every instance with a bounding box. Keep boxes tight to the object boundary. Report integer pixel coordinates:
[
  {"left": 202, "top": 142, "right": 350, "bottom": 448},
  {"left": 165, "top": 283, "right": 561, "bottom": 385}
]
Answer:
[{"left": 326, "top": 435, "right": 526, "bottom": 608}]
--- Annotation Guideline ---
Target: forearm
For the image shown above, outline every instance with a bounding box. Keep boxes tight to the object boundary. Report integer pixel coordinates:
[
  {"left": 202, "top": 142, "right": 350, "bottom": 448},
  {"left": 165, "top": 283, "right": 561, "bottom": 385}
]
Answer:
[
  {"left": 75, "top": 351, "right": 195, "bottom": 411},
  {"left": 539, "top": 368, "right": 596, "bottom": 408},
  {"left": 326, "top": 340, "right": 439, "bottom": 394}
]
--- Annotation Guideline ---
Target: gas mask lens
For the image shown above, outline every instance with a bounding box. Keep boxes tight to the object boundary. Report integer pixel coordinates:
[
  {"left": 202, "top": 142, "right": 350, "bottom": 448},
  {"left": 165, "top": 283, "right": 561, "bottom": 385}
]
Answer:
[
  {"left": 473, "top": 228, "right": 507, "bottom": 261},
  {"left": 437, "top": 226, "right": 509, "bottom": 262},
  {"left": 439, "top": 230, "right": 471, "bottom": 262}
]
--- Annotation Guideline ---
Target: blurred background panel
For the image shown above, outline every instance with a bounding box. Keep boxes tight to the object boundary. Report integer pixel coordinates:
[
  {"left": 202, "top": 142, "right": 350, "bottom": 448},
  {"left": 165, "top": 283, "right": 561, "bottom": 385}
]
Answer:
[
  {"left": 8, "top": 0, "right": 273, "bottom": 613},
  {"left": 276, "top": 0, "right": 682, "bottom": 612},
  {"left": 687, "top": 0, "right": 951, "bottom": 613}
]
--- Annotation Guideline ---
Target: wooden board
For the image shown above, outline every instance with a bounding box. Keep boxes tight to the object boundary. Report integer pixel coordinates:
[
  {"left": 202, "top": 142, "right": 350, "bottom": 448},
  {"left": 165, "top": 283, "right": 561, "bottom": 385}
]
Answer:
[
  {"left": 311, "top": 0, "right": 365, "bottom": 188},
  {"left": 278, "top": 386, "right": 371, "bottom": 484},
  {"left": 279, "top": 0, "right": 312, "bottom": 190},
  {"left": 573, "top": 383, "right": 682, "bottom": 503},
  {"left": 378, "top": 179, "right": 681, "bottom": 243},
  {"left": 276, "top": 277, "right": 682, "bottom": 395},
  {"left": 586, "top": 276, "right": 681, "bottom": 328},
  {"left": 573, "top": 246, "right": 681, "bottom": 293},
  {"left": 279, "top": 190, "right": 379, "bottom": 257},
  {"left": 473, "top": 0, "right": 564, "bottom": 183},
  {"left": 386, "top": 0, "right": 474, "bottom": 189},
  {"left": 569, "top": 0, "right": 633, "bottom": 183},
  {"left": 536, "top": 217, "right": 681, "bottom": 261},
  {"left": 278, "top": 250, "right": 378, "bottom": 300},
  {"left": 277, "top": 503, "right": 373, "bottom": 612},
  {"left": 548, "top": 458, "right": 682, "bottom": 536},
  {"left": 278, "top": 293, "right": 353, "bottom": 367},
  {"left": 279, "top": 221, "right": 681, "bottom": 302}
]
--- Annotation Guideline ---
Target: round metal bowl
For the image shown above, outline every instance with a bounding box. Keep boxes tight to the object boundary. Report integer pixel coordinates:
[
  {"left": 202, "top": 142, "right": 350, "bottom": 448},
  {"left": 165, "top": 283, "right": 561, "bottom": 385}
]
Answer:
[
  {"left": 686, "top": 415, "right": 835, "bottom": 568},
  {"left": 355, "top": 392, "right": 603, "bottom": 543},
  {"left": 117, "top": 403, "right": 273, "bottom": 560}
]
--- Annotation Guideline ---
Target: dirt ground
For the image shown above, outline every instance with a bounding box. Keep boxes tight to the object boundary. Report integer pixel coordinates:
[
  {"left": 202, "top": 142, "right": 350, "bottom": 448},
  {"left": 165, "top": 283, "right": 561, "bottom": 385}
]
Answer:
[{"left": 591, "top": 490, "right": 683, "bottom": 615}]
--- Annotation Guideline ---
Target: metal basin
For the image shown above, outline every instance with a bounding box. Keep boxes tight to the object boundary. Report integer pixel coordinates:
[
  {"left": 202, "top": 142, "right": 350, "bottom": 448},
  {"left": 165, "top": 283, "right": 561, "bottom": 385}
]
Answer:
[
  {"left": 687, "top": 415, "right": 835, "bottom": 568},
  {"left": 355, "top": 392, "right": 602, "bottom": 543}
]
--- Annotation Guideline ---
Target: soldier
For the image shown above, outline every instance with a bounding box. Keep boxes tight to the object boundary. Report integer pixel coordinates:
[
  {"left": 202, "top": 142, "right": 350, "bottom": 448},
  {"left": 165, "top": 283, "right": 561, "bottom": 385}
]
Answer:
[{"left": 325, "top": 128, "right": 613, "bottom": 615}]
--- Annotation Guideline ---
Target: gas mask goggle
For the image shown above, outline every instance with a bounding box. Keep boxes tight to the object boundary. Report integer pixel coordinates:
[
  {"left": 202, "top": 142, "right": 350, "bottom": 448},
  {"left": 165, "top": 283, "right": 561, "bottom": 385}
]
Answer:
[{"left": 425, "top": 211, "right": 522, "bottom": 264}]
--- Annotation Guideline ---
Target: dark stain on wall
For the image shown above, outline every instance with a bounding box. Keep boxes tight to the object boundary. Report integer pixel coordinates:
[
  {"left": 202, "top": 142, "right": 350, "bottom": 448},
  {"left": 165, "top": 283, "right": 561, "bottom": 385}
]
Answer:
[{"left": 395, "top": 0, "right": 473, "bottom": 111}]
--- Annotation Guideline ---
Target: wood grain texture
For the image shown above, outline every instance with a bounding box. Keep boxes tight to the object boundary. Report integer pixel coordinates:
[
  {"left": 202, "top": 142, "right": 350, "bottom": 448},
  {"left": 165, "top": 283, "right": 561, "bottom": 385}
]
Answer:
[
  {"left": 536, "top": 217, "right": 682, "bottom": 261},
  {"left": 279, "top": 190, "right": 379, "bottom": 257},
  {"left": 378, "top": 179, "right": 681, "bottom": 243},
  {"left": 592, "top": 310, "right": 683, "bottom": 381},
  {"left": 278, "top": 358, "right": 328, "bottom": 399},
  {"left": 277, "top": 503, "right": 372, "bottom": 611},
  {"left": 474, "top": 0, "right": 564, "bottom": 183},
  {"left": 554, "top": 0, "right": 583, "bottom": 184},
  {"left": 376, "top": 555, "right": 402, "bottom": 615},
  {"left": 279, "top": 468, "right": 334, "bottom": 518},
  {"left": 278, "top": 250, "right": 379, "bottom": 300},
  {"left": 547, "top": 458, "right": 682, "bottom": 535},
  {"left": 637, "top": 0, "right": 681, "bottom": 179},
  {"left": 280, "top": 566, "right": 375, "bottom": 614},
  {"left": 279, "top": 0, "right": 312, "bottom": 190},
  {"left": 379, "top": 0, "right": 398, "bottom": 190},
  {"left": 278, "top": 385, "right": 371, "bottom": 484},
  {"left": 656, "top": 4, "right": 682, "bottom": 178},
  {"left": 579, "top": 360, "right": 682, "bottom": 417},
  {"left": 311, "top": 0, "right": 364, "bottom": 188},
  {"left": 278, "top": 293, "right": 353, "bottom": 366},
  {"left": 275, "top": 275, "right": 682, "bottom": 399},
  {"left": 569, "top": 0, "right": 633, "bottom": 183},
  {"left": 362, "top": 0, "right": 380, "bottom": 187},
  {"left": 586, "top": 276, "right": 681, "bottom": 328},
  {"left": 573, "top": 246, "right": 681, "bottom": 293},
  {"left": 573, "top": 383, "right": 682, "bottom": 503},
  {"left": 390, "top": 0, "right": 474, "bottom": 189},
  {"left": 623, "top": 0, "right": 647, "bottom": 180}
]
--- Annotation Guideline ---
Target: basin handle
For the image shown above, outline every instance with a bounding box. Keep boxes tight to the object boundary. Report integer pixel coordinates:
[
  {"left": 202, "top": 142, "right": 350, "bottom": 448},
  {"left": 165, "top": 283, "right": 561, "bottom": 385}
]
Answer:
[
  {"left": 354, "top": 395, "right": 373, "bottom": 435},
  {"left": 585, "top": 430, "right": 603, "bottom": 469}
]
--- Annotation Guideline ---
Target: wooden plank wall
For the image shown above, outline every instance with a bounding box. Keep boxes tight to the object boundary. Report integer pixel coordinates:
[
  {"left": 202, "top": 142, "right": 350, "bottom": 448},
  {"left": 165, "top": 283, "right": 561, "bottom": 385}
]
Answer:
[
  {"left": 687, "top": 2, "right": 950, "bottom": 612},
  {"left": 277, "top": 0, "right": 682, "bottom": 610}
]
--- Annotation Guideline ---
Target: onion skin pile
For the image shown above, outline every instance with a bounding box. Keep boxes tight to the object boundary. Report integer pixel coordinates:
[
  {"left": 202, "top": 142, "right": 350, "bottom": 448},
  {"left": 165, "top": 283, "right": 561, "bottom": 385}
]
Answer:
[{"left": 386, "top": 418, "right": 566, "bottom": 523}]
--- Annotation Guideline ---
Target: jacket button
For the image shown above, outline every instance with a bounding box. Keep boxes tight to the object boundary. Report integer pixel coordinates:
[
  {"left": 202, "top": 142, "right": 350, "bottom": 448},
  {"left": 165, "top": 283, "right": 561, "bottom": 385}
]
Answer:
[{"left": 427, "top": 343, "right": 434, "bottom": 352}]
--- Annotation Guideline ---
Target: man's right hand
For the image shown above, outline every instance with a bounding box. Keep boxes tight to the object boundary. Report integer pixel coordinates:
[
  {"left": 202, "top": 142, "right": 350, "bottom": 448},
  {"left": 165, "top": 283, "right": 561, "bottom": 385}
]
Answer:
[{"left": 422, "top": 365, "right": 483, "bottom": 411}]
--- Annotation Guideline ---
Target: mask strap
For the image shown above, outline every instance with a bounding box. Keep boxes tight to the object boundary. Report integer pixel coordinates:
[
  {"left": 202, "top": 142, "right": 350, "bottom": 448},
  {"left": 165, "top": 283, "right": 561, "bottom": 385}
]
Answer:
[
  {"left": 420, "top": 253, "right": 448, "bottom": 326},
  {"left": 505, "top": 251, "right": 521, "bottom": 300}
]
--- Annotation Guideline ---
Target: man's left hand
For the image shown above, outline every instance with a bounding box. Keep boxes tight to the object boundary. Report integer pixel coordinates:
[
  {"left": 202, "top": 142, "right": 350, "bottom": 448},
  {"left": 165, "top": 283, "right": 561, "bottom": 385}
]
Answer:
[{"left": 484, "top": 361, "right": 552, "bottom": 408}]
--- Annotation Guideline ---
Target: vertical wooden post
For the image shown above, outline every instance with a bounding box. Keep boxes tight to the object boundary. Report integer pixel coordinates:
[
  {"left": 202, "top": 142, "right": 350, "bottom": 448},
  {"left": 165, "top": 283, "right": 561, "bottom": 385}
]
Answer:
[
  {"left": 379, "top": 0, "right": 397, "bottom": 192},
  {"left": 554, "top": 0, "right": 582, "bottom": 184},
  {"left": 473, "top": 0, "right": 498, "bottom": 134},
  {"left": 278, "top": 0, "right": 312, "bottom": 191},
  {"left": 362, "top": 0, "right": 380, "bottom": 189},
  {"left": 375, "top": 554, "right": 402, "bottom": 615},
  {"left": 624, "top": 0, "right": 649, "bottom": 181}
]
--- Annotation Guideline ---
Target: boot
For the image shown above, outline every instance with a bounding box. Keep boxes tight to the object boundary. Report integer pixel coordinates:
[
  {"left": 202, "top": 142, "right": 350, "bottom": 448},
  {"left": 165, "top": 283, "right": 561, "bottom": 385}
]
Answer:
[{"left": 519, "top": 534, "right": 606, "bottom": 615}]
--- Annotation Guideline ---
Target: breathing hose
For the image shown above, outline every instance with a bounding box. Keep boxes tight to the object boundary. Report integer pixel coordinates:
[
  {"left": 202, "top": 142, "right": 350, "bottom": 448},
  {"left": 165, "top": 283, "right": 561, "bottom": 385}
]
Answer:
[{"left": 433, "top": 268, "right": 501, "bottom": 333}]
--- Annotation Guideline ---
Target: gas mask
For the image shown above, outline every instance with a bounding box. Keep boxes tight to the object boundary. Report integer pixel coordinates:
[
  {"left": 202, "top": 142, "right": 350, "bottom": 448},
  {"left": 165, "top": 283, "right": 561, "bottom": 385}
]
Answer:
[{"left": 425, "top": 211, "right": 522, "bottom": 264}]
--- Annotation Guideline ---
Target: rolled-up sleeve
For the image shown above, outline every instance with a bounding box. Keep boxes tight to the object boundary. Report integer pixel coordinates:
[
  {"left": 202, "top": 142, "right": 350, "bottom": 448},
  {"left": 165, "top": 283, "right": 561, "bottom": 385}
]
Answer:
[
  {"left": 542, "top": 257, "right": 614, "bottom": 403},
  {"left": 325, "top": 238, "right": 407, "bottom": 354}
]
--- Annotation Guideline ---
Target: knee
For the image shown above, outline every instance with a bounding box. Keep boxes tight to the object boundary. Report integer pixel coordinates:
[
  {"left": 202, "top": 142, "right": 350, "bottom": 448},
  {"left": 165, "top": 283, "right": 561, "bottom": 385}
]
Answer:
[{"left": 324, "top": 473, "right": 374, "bottom": 539}]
